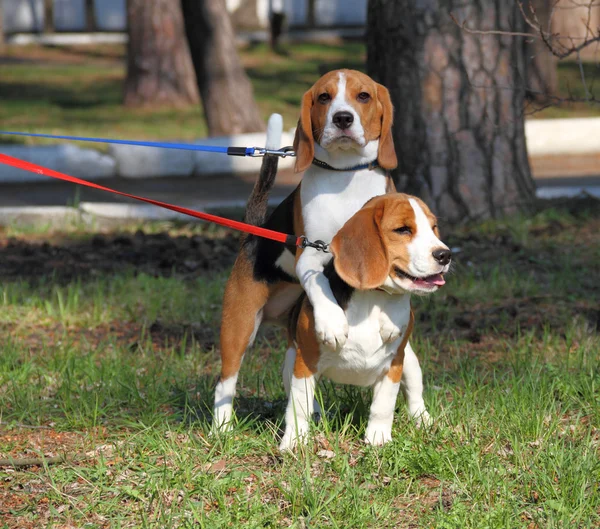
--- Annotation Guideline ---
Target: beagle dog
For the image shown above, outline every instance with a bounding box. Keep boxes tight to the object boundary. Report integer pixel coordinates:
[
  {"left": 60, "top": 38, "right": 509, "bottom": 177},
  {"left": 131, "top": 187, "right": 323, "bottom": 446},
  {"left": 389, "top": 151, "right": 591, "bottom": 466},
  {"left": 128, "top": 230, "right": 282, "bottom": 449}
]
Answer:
[
  {"left": 280, "top": 193, "right": 451, "bottom": 451},
  {"left": 213, "top": 70, "right": 430, "bottom": 431}
]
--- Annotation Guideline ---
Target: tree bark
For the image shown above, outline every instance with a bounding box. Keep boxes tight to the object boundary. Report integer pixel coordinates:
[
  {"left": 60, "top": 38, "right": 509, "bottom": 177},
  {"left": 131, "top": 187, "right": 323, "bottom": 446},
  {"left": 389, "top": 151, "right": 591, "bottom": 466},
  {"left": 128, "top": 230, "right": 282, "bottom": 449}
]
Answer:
[
  {"left": 0, "top": 3, "right": 5, "bottom": 50},
  {"left": 43, "top": 0, "right": 54, "bottom": 34},
  {"left": 124, "top": 0, "right": 200, "bottom": 108},
  {"left": 367, "top": 0, "right": 536, "bottom": 223},
  {"left": 85, "top": 0, "right": 97, "bottom": 32},
  {"left": 525, "top": 0, "right": 559, "bottom": 99},
  {"left": 307, "top": 0, "right": 317, "bottom": 28},
  {"left": 181, "top": 0, "right": 265, "bottom": 135}
]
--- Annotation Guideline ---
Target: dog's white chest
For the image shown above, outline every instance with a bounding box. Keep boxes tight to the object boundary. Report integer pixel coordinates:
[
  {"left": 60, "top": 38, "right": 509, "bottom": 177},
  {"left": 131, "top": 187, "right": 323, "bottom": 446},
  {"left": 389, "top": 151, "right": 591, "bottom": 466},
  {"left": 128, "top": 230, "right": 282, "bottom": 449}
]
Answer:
[
  {"left": 317, "top": 293, "right": 411, "bottom": 387},
  {"left": 301, "top": 168, "right": 388, "bottom": 241}
]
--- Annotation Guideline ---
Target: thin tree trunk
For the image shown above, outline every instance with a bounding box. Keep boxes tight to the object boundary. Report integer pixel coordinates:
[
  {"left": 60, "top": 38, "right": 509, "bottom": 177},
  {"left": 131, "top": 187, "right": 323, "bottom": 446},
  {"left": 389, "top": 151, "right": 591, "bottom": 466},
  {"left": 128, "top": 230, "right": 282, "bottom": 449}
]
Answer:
[
  {"left": 307, "top": 0, "right": 317, "bottom": 28},
  {"left": 85, "top": 0, "right": 97, "bottom": 32},
  {"left": 525, "top": 0, "right": 559, "bottom": 99},
  {"left": 124, "top": 0, "right": 200, "bottom": 108},
  {"left": 181, "top": 0, "right": 265, "bottom": 135},
  {"left": 0, "top": 4, "right": 5, "bottom": 50},
  {"left": 367, "top": 0, "right": 536, "bottom": 222},
  {"left": 43, "top": 0, "right": 54, "bottom": 34}
]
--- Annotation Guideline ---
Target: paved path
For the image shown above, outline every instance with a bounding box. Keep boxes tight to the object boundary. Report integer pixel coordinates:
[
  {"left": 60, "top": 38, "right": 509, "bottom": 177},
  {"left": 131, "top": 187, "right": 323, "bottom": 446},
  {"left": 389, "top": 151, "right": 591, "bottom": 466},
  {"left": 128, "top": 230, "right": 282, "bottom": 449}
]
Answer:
[{"left": 0, "top": 166, "right": 597, "bottom": 226}]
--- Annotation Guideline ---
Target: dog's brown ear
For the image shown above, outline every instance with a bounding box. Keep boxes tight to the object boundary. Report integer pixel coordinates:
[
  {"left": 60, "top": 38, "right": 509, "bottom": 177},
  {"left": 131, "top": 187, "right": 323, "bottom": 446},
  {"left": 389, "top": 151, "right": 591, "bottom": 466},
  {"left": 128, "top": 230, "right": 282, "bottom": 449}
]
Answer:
[
  {"left": 330, "top": 202, "right": 389, "bottom": 290},
  {"left": 293, "top": 90, "right": 315, "bottom": 173},
  {"left": 376, "top": 83, "right": 397, "bottom": 171}
]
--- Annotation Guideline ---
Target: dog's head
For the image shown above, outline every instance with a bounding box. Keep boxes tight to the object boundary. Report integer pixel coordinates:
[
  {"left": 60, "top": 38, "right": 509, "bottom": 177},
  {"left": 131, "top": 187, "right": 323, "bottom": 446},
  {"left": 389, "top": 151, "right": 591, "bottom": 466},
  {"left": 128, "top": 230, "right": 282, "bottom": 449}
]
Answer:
[
  {"left": 330, "top": 193, "right": 451, "bottom": 295},
  {"left": 293, "top": 69, "right": 397, "bottom": 173}
]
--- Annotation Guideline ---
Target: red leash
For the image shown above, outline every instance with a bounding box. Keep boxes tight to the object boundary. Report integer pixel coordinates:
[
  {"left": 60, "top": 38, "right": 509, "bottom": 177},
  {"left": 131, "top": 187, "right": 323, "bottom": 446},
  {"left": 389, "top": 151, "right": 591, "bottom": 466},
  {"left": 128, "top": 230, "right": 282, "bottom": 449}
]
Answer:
[{"left": 0, "top": 152, "right": 307, "bottom": 248}]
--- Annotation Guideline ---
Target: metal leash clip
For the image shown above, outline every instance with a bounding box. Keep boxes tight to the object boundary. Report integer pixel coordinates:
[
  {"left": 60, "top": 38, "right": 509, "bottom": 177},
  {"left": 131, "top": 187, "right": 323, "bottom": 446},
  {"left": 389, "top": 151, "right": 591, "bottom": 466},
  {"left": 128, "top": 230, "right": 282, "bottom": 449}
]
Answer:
[
  {"left": 298, "top": 236, "right": 330, "bottom": 253},
  {"left": 251, "top": 146, "right": 296, "bottom": 158}
]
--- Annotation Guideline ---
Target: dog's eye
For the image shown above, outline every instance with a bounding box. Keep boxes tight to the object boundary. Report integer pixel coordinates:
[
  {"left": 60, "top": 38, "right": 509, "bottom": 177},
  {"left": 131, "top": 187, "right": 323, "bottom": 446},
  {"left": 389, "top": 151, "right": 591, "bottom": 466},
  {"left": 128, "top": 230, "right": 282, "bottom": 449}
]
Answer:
[
  {"left": 357, "top": 92, "right": 371, "bottom": 103},
  {"left": 318, "top": 93, "right": 331, "bottom": 104},
  {"left": 394, "top": 226, "right": 412, "bottom": 235}
]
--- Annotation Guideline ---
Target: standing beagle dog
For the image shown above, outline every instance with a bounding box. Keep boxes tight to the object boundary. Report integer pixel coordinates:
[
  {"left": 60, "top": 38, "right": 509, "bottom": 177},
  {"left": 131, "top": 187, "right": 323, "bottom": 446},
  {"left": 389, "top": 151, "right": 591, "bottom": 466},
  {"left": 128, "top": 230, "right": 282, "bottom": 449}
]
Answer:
[
  {"left": 213, "top": 70, "right": 429, "bottom": 430},
  {"left": 281, "top": 193, "right": 451, "bottom": 451}
]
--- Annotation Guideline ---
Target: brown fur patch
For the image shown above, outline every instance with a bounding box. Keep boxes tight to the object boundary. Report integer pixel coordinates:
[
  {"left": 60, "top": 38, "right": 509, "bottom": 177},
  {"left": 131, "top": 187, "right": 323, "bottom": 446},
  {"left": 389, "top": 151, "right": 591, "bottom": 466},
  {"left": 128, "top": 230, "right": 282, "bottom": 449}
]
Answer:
[
  {"left": 330, "top": 193, "right": 441, "bottom": 290},
  {"left": 294, "top": 300, "right": 320, "bottom": 378},
  {"left": 387, "top": 310, "right": 415, "bottom": 383},
  {"left": 219, "top": 249, "right": 270, "bottom": 380}
]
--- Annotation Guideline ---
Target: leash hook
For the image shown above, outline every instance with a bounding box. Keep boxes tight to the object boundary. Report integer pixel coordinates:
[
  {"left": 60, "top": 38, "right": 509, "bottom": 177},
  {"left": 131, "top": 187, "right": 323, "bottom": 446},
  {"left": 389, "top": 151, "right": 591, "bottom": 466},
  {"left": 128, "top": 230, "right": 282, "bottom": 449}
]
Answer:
[
  {"left": 298, "top": 236, "right": 330, "bottom": 253},
  {"left": 251, "top": 146, "right": 296, "bottom": 158}
]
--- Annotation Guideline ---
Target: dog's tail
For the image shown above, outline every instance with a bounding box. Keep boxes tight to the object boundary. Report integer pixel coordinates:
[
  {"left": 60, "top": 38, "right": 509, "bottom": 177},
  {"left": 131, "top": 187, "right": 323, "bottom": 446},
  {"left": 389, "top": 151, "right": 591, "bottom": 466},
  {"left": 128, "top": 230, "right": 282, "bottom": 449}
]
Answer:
[{"left": 243, "top": 114, "right": 283, "bottom": 227}]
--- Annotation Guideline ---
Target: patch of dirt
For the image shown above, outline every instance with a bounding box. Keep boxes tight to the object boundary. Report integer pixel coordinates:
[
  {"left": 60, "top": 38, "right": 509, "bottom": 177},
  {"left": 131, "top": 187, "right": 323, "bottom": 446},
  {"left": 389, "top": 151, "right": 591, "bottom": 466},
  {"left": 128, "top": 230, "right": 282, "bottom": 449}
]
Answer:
[{"left": 0, "top": 229, "right": 240, "bottom": 283}]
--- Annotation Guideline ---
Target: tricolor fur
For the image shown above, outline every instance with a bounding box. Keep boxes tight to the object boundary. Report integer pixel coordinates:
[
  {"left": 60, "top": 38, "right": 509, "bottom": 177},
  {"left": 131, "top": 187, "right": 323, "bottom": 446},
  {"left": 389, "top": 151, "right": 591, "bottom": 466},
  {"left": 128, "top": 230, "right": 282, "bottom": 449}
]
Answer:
[
  {"left": 213, "top": 70, "right": 435, "bottom": 444},
  {"left": 281, "top": 194, "right": 451, "bottom": 450}
]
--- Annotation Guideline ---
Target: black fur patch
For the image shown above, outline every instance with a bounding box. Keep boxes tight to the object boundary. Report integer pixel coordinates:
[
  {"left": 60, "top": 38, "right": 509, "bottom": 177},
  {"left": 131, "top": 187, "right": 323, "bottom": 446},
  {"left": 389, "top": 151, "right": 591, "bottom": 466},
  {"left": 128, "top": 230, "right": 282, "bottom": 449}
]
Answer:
[
  {"left": 323, "top": 259, "right": 354, "bottom": 311},
  {"left": 242, "top": 187, "right": 299, "bottom": 284}
]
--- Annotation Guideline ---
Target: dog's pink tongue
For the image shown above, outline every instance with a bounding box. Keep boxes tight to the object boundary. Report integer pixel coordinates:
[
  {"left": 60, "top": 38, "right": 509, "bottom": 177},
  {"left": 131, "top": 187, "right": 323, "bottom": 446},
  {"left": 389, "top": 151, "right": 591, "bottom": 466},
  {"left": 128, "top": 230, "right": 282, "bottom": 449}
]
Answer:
[{"left": 415, "top": 274, "right": 445, "bottom": 287}]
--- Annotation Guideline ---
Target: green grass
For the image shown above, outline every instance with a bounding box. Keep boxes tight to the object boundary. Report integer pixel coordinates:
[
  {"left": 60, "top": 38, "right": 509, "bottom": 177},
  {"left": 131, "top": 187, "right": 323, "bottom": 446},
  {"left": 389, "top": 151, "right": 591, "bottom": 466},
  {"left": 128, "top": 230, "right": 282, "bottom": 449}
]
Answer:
[
  {"left": 0, "top": 42, "right": 364, "bottom": 145},
  {"left": 1, "top": 203, "right": 599, "bottom": 528},
  {"left": 0, "top": 40, "right": 597, "bottom": 150}
]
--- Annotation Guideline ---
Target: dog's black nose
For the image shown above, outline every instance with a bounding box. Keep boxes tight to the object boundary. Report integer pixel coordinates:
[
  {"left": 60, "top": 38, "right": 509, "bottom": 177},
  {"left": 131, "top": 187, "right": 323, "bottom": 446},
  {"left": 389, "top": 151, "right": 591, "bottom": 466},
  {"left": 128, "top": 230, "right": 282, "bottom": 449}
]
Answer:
[
  {"left": 332, "top": 111, "right": 354, "bottom": 130},
  {"left": 432, "top": 248, "right": 452, "bottom": 266}
]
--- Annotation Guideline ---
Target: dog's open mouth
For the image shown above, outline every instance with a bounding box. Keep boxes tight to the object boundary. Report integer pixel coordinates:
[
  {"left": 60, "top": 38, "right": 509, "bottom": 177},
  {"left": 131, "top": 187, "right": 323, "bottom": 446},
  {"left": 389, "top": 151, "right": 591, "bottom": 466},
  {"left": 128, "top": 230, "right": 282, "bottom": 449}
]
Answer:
[{"left": 394, "top": 267, "right": 446, "bottom": 287}]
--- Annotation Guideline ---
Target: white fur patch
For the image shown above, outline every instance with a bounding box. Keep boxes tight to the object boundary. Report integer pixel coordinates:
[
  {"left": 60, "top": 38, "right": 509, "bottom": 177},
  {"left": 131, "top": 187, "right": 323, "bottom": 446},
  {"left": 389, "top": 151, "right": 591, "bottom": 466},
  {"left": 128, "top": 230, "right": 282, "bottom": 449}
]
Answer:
[
  {"left": 280, "top": 374, "right": 317, "bottom": 451},
  {"left": 275, "top": 248, "right": 296, "bottom": 278},
  {"left": 265, "top": 113, "right": 283, "bottom": 150},
  {"left": 320, "top": 72, "right": 366, "bottom": 150},
  {"left": 406, "top": 198, "right": 448, "bottom": 278}
]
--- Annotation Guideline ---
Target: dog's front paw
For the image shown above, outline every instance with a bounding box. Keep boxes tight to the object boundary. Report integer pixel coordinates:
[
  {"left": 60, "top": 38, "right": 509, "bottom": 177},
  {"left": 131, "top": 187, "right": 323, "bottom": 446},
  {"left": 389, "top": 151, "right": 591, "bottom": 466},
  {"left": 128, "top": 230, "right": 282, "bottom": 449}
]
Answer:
[
  {"left": 407, "top": 400, "right": 432, "bottom": 428},
  {"left": 279, "top": 422, "right": 310, "bottom": 453},
  {"left": 413, "top": 409, "right": 432, "bottom": 428},
  {"left": 314, "top": 304, "right": 348, "bottom": 350},
  {"left": 379, "top": 313, "right": 402, "bottom": 344},
  {"left": 364, "top": 422, "right": 393, "bottom": 446}
]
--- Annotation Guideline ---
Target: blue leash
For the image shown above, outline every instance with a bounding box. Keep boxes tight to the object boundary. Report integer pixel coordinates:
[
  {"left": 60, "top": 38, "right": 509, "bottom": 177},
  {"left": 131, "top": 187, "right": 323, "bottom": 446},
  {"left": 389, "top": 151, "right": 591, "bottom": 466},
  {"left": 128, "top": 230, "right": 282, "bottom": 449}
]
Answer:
[{"left": 0, "top": 131, "right": 295, "bottom": 158}]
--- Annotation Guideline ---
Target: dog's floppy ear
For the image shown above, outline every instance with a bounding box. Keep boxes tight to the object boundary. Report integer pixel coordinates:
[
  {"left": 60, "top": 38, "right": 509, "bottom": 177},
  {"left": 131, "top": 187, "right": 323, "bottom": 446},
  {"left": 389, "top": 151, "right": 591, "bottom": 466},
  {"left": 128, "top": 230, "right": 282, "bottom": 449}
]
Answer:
[
  {"left": 376, "top": 83, "right": 397, "bottom": 171},
  {"left": 330, "top": 201, "right": 390, "bottom": 290},
  {"left": 293, "top": 90, "right": 314, "bottom": 173}
]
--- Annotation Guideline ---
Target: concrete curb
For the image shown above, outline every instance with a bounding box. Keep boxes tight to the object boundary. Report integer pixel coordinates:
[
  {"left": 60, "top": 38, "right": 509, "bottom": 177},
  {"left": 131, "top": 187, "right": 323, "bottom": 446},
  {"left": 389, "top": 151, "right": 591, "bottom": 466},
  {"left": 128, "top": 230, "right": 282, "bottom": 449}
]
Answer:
[
  {"left": 0, "top": 196, "right": 292, "bottom": 228},
  {"left": 0, "top": 184, "right": 597, "bottom": 229},
  {"left": 525, "top": 117, "right": 600, "bottom": 157}
]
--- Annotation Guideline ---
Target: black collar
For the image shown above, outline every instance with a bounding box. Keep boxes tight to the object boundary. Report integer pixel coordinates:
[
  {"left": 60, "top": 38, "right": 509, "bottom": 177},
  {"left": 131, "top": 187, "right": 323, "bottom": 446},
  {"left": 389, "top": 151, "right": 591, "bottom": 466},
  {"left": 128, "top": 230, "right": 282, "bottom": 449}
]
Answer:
[{"left": 312, "top": 158, "right": 379, "bottom": 171}]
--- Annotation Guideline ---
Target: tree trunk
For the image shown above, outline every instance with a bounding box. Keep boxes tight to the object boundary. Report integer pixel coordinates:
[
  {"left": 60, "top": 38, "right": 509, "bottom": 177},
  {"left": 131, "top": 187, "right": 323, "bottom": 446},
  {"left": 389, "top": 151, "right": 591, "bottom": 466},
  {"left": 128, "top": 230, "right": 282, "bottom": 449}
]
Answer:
[
  {"left": 85, "top": 0, "right": 97, "bottom": 32},
  {"left": 124, "top": 0, "right": 200, "bottom": 108},
  {"left": 43, "top": 0, "right": 54, "bottom": 34},
  {"left": 0, "top": 3, "right": 5, "bottom": 50},
  {"left": 181, "top": 0, "right": 265, "bottom": 135},
  {"left": 525, "top": 0, "right": 559, "bottom": 99},
  {"left": 307, "top": 0, "right": 317, "bottom": 28},
  {"left": 367, "top": 0, "right": 536, "bottom": 222}
]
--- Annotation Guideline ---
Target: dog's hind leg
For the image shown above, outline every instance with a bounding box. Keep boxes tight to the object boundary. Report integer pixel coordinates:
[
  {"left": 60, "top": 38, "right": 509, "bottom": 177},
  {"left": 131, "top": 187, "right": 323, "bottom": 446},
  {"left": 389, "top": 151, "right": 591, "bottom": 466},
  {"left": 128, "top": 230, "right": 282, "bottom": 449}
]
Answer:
[
  {"left": 283, "top": 346, "right": 322, "bottom": 419},
  {"left": 213, "top": 258, "right": 270, "bottom": 432}
]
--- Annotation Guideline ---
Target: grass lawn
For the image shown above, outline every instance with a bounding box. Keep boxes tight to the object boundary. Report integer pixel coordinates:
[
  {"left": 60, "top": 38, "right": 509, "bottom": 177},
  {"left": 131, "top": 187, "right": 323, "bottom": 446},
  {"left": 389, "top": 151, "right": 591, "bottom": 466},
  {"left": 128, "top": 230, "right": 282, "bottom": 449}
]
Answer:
[
  {"left": 0, "top": 41, "right": 598, "bottom": 149},
  {"left": 0, "top": 198, "right": 599, "bottom": 528}
]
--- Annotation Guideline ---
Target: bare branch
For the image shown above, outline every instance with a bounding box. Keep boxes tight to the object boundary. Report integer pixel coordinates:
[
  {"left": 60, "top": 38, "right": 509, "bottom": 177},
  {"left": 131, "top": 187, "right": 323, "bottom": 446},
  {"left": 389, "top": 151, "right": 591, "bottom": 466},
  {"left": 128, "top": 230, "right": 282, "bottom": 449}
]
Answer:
[{"left": 452, "top": 1, "right": 600, "bottom": 60}]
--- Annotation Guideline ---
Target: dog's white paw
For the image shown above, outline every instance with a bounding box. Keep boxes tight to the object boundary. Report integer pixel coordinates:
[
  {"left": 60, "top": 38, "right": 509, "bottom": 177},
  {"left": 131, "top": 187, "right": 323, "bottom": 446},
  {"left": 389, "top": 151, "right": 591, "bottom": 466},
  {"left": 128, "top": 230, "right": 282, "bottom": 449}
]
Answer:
[
  {"left": 279, "top": 423, "right": 310, "bottom": 453},
  {"left": 379, "top": 313, "right": 402, "bottom": 344},
  {"left": 211, "top": 417, "right": 234, "bottom": 436},
  {"left": 414, "top": 409, "right": 432, "bottom": 428},
  {"left": 364, "top": 422, "right": 393, "bottom": 446},
  {"left": 314, "top": 304, "right": 348, "bottom": 350}
]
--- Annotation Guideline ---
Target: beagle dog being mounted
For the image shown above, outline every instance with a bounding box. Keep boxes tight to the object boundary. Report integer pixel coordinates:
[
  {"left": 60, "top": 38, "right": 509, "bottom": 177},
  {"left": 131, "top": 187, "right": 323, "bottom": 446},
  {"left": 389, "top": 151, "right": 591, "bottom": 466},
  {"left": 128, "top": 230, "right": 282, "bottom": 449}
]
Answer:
[
  {"left": 213, "top": 69, "right": 436, "bottom": 435},
  {"left": 281, "top": 193, "right": 451, "bottom": 450}
]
